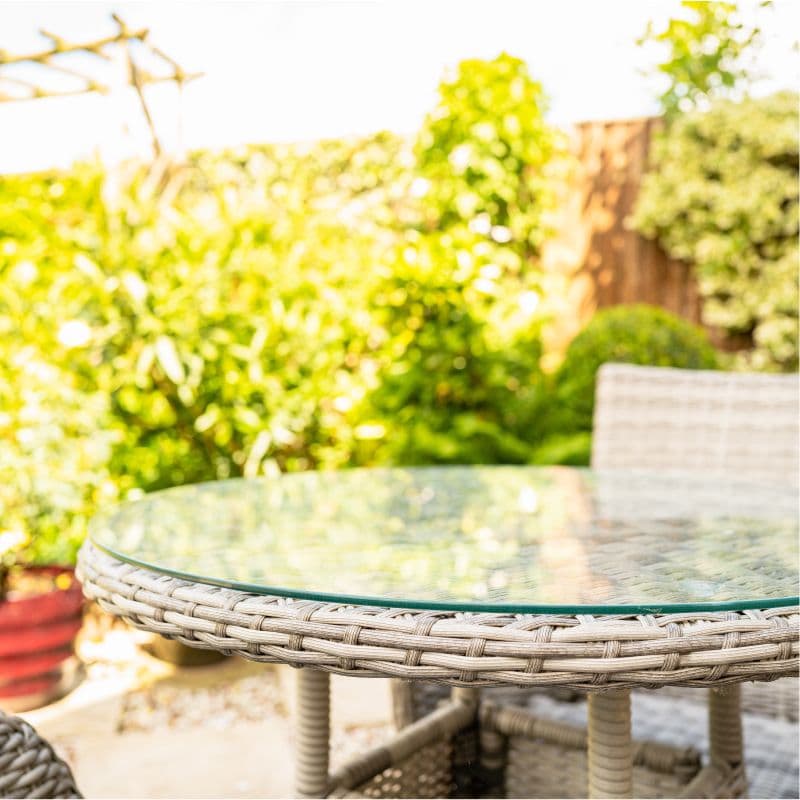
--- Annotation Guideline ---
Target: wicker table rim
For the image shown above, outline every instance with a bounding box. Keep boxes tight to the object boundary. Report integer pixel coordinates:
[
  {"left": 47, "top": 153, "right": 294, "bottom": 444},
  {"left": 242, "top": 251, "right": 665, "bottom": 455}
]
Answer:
[{"left": 77, "top": 542, "right": 799, "bottom": 690}]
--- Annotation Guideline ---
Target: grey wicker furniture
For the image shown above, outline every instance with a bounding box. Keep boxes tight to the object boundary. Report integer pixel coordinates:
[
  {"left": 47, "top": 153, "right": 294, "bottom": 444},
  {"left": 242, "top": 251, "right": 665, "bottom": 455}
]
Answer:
[
  {"left": 482, "top": 364, "right": 800, "bottom": 799},
  {"left": 0, "top": 711, "right": 81, "bottom": 799},
  {"left": 591, "top": 364, "right": 799, "bottom": 484},
  {"left": 594, "top": 363, "right": 800, "bottom": 726},
  {"left": 76, "top": 465, "right": 798, "bottom": 799},
  {"left": 393, "top": 363, "right": 800, "bottom": 796}
]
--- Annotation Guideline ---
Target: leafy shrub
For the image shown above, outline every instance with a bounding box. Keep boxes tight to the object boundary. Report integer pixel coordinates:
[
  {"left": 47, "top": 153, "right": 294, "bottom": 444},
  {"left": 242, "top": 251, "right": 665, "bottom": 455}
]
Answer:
[
  {"left": 0, "top": 170, "right": 119, "bottom": 564},
  {"left": 363, "top": 54, "right": 556, "bottom": 465},
  {"left": 364, "top": 231, "right": 548, "bottom": 465},
  {"left": 547, "top": 304, "right": 720, "bottom": 439},
  {"left": 632, "top": 92, "right": 799, "bottom": 370},
  {"left": 0, "top": 351, "right": 117, "bottom": 565},
  {"left": 415, "top": 53, "right": 556, "bottom": 257},
  {"left": 638, "top": 1, "right": 765, "bottom": 118},
  {"left": 0, "top": 56, "right": 559, "bottom": 562},
  {"left": 529, "top": 431, "right": 593, "bottom": 467},
  {"left": 0, "top": 145, "right": 397, "bottom": 497}
]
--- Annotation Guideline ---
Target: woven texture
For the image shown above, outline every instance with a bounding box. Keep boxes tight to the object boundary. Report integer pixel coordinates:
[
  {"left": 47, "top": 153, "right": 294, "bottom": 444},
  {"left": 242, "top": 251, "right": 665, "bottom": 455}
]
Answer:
[
  {"left": 391, "top": 682, "right": 580, "bottom": 729},
  {"left": 77, "top": 542, "right": 798, "bottom": 689},
  {"left": 296, "top": 669, "right": 330, "bottom": 798},
  {"left": 586, "top": 690, "right": 633, "bottom": 798},
  {"left": 512, "top": 688, "right": 799, "bottom": 799},
  {"left": 340, "top": 739, "right": 454, "bottom": 799},
  {"left": 392, "top": 365, "right": 799, "bottom": 737},
  {"left": 0, "top": 712, "right": 81, "bottom": 799},
  {"left": 328, "top": 691, "right": 477, "bottom": 799},
  {"left": 481, "top": 695, "right": 752, "bottom": 799},
  {"left": 656, "top": 679, "right": 799, "bottom": 722},
  {"left": 591, "top": 364, "right": 799, "bottom": 484},
  {"left": 483, "top": 704, "right": 701, "bottom": 799},
  {"left": 592, "top": 362, "right": 800, "bottom": 727},
  {"left": 505, "top": 739, "right": 700, "bottom": 799}
]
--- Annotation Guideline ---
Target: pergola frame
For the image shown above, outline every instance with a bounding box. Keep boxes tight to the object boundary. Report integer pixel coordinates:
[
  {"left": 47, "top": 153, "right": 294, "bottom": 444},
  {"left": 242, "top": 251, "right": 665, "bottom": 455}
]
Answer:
[{"left": 0, "top": 13, "right": 201, "bottom": 157}]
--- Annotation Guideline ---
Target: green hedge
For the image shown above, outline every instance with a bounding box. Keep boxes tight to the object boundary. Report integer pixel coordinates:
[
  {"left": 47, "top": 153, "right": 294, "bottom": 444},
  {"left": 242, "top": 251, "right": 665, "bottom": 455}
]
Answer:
[
  {"left": 536, "top": 304, "right": 720, "bottom": 463},
  {"left": 3, "top": 61, "right": 790, "bottom": 568}
]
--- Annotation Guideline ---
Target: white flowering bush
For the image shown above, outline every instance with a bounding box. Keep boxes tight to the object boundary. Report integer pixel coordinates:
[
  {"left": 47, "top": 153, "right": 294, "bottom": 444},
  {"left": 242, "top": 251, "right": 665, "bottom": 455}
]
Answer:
[{"left": 632, "top": 92, "right": 799, "bottom": 370}]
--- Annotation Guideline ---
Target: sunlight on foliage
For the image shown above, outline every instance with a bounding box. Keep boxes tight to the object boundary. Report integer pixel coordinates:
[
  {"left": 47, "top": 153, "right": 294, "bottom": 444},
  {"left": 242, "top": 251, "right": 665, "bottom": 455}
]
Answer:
[
  {"left": 550, "top": 305, "right": 720, "bottom": 439},
  {"left": 632, "top": 92, "right": 799, "bottom": 370},
  {"left": 0, "top": 50, "right": 794, "bottom": 566},
  {"left": 638, "top": 0, "right": 768, "bottom": 118},
  {"left": 0, "top": 56, "right": 560, "bottom": 562}
]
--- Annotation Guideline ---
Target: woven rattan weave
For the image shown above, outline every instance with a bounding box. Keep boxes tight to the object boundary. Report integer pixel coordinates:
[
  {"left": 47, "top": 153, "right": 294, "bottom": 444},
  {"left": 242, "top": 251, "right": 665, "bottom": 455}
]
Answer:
[
  {"left": 77, "top": 542, "right": 798, "bottom": 690},
  {"left": 392, "top": 364, "right": 800, "bottom": 798},
  {"left": 0, "top": 712, "right": 81, "bottom": 799},
  {"left": 78, "top": 540, "right": 798, "bottom": 799},
  {"left": 479, "top": 698, "right": 704, "bottom": 798},
  {"left": 591, "top": 364, "right": 799, "bottom": 484},
  {"left": 77, "top": 445, "right": 798, "bottom": 799}
]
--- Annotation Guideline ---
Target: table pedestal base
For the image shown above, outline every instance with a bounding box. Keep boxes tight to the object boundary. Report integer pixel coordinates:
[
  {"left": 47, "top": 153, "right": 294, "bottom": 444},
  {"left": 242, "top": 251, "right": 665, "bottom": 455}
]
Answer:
[
  {"left": 295, "top": 676, "right": 478, "bottom": 798},
  {"left": 709, "top": 685, "right": 748, "bottom": 798},
  {"left": 710, "top": 685, "right": 744, "bottom": 770}
]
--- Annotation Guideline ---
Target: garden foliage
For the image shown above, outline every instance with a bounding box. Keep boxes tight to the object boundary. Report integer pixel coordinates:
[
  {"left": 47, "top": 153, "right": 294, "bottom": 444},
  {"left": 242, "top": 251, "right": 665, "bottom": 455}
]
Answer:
[
  {"left": 1, "top": 51, "right": 792, "bottom": 566},
  {"left": 550, "top": 305, "right": 720, "bottom": 442},
  {"left": 632, "top": 92, "right": 799, "bottom": 370},
  {"left": 638, "top": 0, "right": 766, "bottom": 118},
  {"left": 0, "top": 55, "right": 558, "bottom": 562},
  {"left": 367, "top": 55, "right": 557, "bottom": 464}
]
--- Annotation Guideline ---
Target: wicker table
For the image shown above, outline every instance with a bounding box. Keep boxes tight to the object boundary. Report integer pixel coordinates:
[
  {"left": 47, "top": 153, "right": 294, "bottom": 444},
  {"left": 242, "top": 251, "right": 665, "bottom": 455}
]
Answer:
[{"left": 76, "top": 466, "right": 799, "bottom": 799}]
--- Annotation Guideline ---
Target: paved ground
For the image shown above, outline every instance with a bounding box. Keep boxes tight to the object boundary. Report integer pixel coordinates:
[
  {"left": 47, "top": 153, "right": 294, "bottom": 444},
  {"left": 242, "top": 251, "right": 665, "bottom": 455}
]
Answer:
[{"left": 22, "top": 614, "right": 394, "bottom": 798}]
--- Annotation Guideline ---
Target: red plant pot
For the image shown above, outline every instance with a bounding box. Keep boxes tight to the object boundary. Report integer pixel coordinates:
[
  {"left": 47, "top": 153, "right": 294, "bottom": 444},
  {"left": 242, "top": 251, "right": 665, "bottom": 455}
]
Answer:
[{"left": 0, "top": 566, "right": 84, "bottom": 711}]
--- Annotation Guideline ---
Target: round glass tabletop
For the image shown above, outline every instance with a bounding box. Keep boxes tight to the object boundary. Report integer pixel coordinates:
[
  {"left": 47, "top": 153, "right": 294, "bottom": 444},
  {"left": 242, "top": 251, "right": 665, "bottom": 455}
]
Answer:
[{"left": 89, "top": 466, "right": 799, "bottom": 613}]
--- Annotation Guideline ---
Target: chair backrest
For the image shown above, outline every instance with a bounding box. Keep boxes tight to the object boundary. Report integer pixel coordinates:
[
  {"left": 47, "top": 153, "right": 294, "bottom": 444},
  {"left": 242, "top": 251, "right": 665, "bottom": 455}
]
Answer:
[{"left": 591, "top": 363, "right": 799, "bottom": 485}]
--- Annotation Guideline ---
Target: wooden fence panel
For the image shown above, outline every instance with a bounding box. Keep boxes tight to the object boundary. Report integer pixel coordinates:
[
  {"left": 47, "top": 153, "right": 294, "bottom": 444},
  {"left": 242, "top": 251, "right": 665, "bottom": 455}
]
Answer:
[{"left": 542, "top": 116, "right": 706, "bottom": 357}]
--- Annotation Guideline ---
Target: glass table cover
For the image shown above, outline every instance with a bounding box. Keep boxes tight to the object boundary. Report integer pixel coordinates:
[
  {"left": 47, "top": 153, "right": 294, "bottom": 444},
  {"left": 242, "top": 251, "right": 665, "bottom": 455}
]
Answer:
[{"left": 89, "top": 465, "right": 799, "bottom": 613}]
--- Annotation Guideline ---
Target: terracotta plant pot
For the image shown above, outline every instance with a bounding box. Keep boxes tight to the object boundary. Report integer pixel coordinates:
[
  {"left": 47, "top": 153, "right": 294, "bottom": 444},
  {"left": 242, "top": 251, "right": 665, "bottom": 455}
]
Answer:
[{"left": 0, "top": 566, "right": 83, "bottom": 711}]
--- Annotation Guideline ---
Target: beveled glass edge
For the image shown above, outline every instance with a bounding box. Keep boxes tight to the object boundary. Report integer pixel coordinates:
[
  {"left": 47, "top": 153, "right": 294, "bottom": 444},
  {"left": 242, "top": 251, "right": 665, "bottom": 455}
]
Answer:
[{"left": 90, "top": 539, "right": 800, "bottom": 615}]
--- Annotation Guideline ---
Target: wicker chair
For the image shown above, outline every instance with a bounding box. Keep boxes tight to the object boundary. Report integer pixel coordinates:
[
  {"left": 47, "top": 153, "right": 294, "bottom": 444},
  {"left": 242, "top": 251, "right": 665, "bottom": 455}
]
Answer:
[
  {"left": 486, "top": 364, "right": 799, "bottom": 799},
  {"left": 391, "top": 362, "right": 799, "bottom": 798},
  {"left": 590, "top": 364, "right": 799, "bottom": 736},
  {"left": 0, "top": 711, "right": 81, "bottom": 799},
  {"left": 591, "top": 363, "right": 799, "bottom": 485}
]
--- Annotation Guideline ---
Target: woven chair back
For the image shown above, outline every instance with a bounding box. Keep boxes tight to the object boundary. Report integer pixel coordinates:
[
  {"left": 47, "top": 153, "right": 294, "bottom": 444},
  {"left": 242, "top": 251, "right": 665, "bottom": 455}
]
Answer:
[{"left": 592, "top": 364, "right": 799, "bottom": 486}]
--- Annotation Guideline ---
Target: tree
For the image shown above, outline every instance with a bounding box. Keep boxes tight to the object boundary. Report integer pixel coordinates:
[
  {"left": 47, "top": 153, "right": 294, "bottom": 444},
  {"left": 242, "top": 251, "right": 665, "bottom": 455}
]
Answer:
[
  {"left": 639, "top": 1, "right": 769, "bottom": 118},
  {"left": 414, "top": 53, "right": 557, "bottom": 261},
  {"left": 361, "top": 55, "right": 560, "bottom": 465}
]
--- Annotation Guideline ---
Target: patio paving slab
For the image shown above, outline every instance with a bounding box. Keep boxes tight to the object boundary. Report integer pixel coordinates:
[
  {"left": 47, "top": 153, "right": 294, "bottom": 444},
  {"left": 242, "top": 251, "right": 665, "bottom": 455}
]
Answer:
[{"left": 21, "top": 618, "right": 394, "bottom": 799}]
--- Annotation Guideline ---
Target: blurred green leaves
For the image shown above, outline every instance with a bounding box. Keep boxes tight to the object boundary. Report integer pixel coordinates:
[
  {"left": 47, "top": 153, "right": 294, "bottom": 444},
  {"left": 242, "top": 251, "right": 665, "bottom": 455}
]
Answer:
[
  {"left": 1, "top": 51, "right": 794, "bottom": 567},
  {"left": 365, "top": 55, "right": 556, "bottom": 465},
  {"left": 0, "top": 56, "right": 558, "bottom": 563},
  {"left": 547, "top": 305, "right": 720, "bottom": 445},
  {"left": 632, "top": 92, "right": 799, "bottom": 370},
  {"left": 416, "top": 53, "right": 556, "bottom": 247},
  {"left": 639, "top": 1, "right": 768, "bottom": 118}
]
